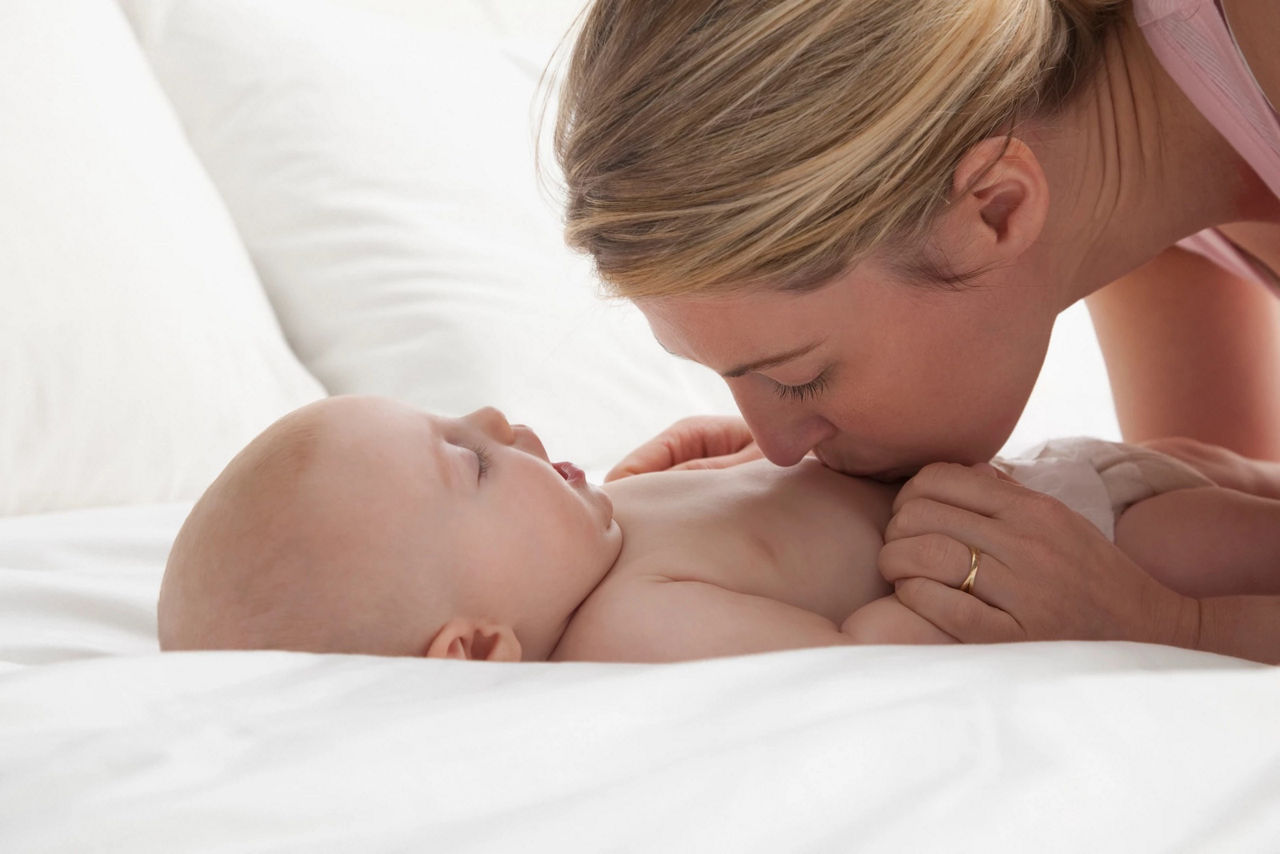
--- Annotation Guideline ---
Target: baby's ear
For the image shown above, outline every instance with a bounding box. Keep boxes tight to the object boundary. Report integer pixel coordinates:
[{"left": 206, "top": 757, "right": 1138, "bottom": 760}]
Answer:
[{"left": 424, "top": 617, "right": 521, "bottom": 662}]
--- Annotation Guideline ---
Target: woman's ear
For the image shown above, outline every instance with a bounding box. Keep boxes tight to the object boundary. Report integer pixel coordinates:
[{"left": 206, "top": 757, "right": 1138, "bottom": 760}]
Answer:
[
  {"left": 929, "top": 136, "right": 1049, "bottom": 272},
  {"left": 424, "top": 617, "right": 522, "bottom": 662}
]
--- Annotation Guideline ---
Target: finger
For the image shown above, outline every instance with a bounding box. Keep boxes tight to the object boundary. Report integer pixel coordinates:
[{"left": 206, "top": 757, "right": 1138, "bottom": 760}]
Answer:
[
  {"left": 670, "top": 444, "right": 765, "bottom": 472},
  {"left": 884, "top": 497, "right": 999, "bottom": 550},
  {"left": 879, "top": 535, "right": 1016, "bottom": 611},
  {"left": 606, "top": 416, "right": 753, "bottom": 481},
  {"left": 695, "top": 417, "right": 755, "bottom": 458},
  {"left": 606, "top": 439, "right": 678, "bottom": 481},
  {"left": 973, "top": 462, "right": 1017, "bottom": 484},
  {"left": 878, "top": 533, "right": 970, "bottom": 585},
  {"left": 892, "top": 461, "right": 1026, "bottom": 517},
  {"left": 893, "top": 577, "right": 1024, "bottom": 644}
]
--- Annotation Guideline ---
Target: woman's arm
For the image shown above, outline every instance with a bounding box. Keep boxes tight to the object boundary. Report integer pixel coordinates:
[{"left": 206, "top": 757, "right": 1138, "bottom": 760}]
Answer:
[
  {"left": 1086, "top": 245, "right": 1280, "bottom": 460},
  {"left": 1197, "top": 597, "right": 1280, "bottom": 664}
]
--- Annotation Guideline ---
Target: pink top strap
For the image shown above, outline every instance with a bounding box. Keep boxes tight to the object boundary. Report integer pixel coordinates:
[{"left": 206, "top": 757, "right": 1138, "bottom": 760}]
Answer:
[{"left": 1135, "top": 0, "right": 1280, "bottom": 289}]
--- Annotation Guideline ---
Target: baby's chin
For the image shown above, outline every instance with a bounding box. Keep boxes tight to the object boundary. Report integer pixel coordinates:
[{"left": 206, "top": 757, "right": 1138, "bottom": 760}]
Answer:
[
  {"left": 555, "top": 524, "right": 625, "bottom": 608},
  {"left": 605, "top": 516, "right": 625, "bottom": 561}
]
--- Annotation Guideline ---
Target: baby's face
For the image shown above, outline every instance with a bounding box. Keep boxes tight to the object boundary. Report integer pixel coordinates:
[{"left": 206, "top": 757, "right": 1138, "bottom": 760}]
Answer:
[{"left": 301, "top": 397, "right": 623, "bottom": 658}]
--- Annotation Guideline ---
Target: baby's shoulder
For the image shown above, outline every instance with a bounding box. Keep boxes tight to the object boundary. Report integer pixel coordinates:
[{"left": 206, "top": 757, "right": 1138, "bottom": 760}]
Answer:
[
  {"left": 551, "top": 565, "right": 717, "bottom": 663},
  {"left": 551, "top": 571, "right": 661, "bottom": 662}
]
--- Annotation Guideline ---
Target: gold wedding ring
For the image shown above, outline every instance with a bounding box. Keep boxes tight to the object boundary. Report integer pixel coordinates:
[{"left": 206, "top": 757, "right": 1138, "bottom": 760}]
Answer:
[{"left": 959, "top": 545, "right": 981, "bottom": 595}]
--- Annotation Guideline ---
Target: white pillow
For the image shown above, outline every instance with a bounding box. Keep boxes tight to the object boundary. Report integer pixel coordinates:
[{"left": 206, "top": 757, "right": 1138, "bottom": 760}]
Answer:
[
  {"left": 117, "top": 0, "right": 737, "bottom": 477},
  {"left": 0, "top": 0, "right": 325, "bottom": 516}
]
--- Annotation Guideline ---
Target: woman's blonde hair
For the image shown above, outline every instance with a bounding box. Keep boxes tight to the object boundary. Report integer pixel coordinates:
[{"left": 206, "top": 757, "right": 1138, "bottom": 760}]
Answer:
[{"left": 554, "top": 0, "right": 1126, "bottom": 297}]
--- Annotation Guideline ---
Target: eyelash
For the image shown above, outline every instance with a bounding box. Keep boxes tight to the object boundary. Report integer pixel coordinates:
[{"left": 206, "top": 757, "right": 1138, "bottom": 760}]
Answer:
[
  {"left": 470, "top": 444, "right": 492, "bottom": 480},
  {"left": 773, "top": 370, "right": 830, "bottom": 403}
]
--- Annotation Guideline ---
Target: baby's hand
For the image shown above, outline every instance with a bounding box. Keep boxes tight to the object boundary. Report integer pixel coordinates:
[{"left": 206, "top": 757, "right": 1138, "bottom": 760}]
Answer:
[
  {"left": 1140, "top": 437, "right": 1280, "bottom": 499},
  {"left": 841, "top": 595, "right": 954, "bottom": 645}
]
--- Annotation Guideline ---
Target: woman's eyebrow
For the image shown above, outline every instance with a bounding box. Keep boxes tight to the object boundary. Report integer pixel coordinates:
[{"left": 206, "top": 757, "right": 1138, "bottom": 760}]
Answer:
[
  {"left": 651, "top": 334, "right": 826, "bottom": 378},
  {"left": 722, "top": 341, "right": 823, "bottom": 378}
]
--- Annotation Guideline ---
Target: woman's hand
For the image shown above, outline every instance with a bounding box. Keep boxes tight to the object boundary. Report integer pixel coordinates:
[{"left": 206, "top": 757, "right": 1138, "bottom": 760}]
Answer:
[
  {"left": 878, "top": 462, "right": 1201, "bottom": 646},
  {"left": 606, "top": 415, "right": 763, "bottom": 481}
]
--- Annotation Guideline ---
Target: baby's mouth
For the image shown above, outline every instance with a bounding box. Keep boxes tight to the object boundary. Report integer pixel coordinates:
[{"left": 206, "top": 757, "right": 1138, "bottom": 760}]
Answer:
[{"left": 552, "top": 461, "right": 585, "bottom": 485}]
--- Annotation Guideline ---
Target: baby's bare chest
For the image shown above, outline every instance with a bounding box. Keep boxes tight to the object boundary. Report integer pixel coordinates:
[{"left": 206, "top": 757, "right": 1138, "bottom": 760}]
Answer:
[{"left": 603, "top": 461, "right": 896, "bottom": 624}]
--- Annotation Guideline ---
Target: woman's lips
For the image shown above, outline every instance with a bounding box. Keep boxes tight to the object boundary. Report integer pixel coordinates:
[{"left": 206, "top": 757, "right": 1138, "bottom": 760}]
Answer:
[{"left": 552, "top": 461, "right": 585, "bottom": 485}]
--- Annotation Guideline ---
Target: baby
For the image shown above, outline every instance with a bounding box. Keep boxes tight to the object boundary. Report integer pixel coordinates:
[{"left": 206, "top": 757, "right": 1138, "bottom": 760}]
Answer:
[{"left": 159, "top": 396, "right": 1280, "bottom": 662}]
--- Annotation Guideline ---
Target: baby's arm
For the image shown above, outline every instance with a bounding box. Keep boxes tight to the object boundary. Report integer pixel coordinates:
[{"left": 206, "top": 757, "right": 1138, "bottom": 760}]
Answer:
[
  {"left": 841, "top": 595, "right": 956, "bottom": 645},
  {"left": 567, "top": 577, "right": 951, "bottom": 663},
  {"left": 1115, "top": 486, "right": 1280, "bottom": 598},
  {"left": 568, "top": 577, "right": 852, "bottom": 662},
  {"left": 1139, "top": 438, "right": 1280, "bottom": 500}
]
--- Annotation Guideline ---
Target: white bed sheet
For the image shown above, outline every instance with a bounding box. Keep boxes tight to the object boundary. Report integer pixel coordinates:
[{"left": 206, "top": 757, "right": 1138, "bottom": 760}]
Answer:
[
  {"left": 0, "top": 502, "right": 185, "bottom": 667},
  {"left": 3, "top": 504, "right": 1279, "bottom": 853}
]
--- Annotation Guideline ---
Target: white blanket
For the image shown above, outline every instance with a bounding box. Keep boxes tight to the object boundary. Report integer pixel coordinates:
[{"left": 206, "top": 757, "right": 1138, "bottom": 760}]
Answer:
[{"left": 3, "top": 504, "right": 1279, "bottom": 853}]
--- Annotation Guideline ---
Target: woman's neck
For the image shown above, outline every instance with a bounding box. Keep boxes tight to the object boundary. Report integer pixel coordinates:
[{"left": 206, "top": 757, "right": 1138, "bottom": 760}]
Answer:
[{"left": 1023, "top": 8, "right": 1280, "bottom": 308}]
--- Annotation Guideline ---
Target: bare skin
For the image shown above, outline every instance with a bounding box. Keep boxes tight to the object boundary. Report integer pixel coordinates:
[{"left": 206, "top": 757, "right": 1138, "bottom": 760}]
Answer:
[
  {"left": 613, "top": 6, "right": 1280, "bottom": 659},
  {"left": 623, "top": 7, "right": 1280, "bottom": 480},
  {"left": 162, "top": 397, "right": 1280, "bottom": 664},
  {"left": 1087, "top": 248, "right": 1280, "bottom": 459},
  {"left": 874, "top": 6, "right": 1280, "bottom": 661},
  {"left": 557, "top": 458, "right": 919, "bottom": 661},
  {"left": 160, "top": 396, "right": 937, "bottom": 662}
]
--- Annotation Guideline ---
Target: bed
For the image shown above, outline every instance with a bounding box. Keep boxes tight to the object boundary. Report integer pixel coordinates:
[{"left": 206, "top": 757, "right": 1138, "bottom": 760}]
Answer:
[{"left": 3, "top": 1, "right": 1278, "bottom": 850}]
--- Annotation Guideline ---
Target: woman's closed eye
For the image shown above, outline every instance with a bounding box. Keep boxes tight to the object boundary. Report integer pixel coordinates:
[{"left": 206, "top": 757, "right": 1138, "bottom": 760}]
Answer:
[{"left": 772, "top": 369, "right": 830, "bottom": 402}]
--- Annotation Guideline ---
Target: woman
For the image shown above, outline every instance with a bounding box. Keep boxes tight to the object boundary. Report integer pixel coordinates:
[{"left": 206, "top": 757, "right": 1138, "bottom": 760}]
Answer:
[{"left": 553, "top": 0, "right": 1280, "bottom": 661}]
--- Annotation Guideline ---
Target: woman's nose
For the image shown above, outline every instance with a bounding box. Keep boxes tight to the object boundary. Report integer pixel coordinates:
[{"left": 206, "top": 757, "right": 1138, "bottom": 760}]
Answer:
[
  {"left": 733, "top": 390, "right": 835, "bottom": 468},
  {"left": 463, "top": 406, "right": 515, "bottom": 443}
]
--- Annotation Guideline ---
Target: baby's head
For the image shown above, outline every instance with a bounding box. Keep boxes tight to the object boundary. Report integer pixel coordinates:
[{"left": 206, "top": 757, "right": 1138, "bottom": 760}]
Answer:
[{"left": 160, "top": 396, "right": 622, "bottom": 661}]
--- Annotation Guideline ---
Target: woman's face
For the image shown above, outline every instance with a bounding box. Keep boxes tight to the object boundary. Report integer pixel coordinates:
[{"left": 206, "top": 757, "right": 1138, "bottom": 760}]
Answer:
[{"left": 639, "top": 254, "right": 1058, "bottom": 479}]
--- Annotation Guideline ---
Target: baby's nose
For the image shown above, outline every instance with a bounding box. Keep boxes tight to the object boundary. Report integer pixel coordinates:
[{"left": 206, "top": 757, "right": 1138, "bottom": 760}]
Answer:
[
  {"left": 465, "top": 406, "right": 515, "bottom": 443},
  {"left": 511, "top": 423, "right": 549, "bottom": 461}
]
